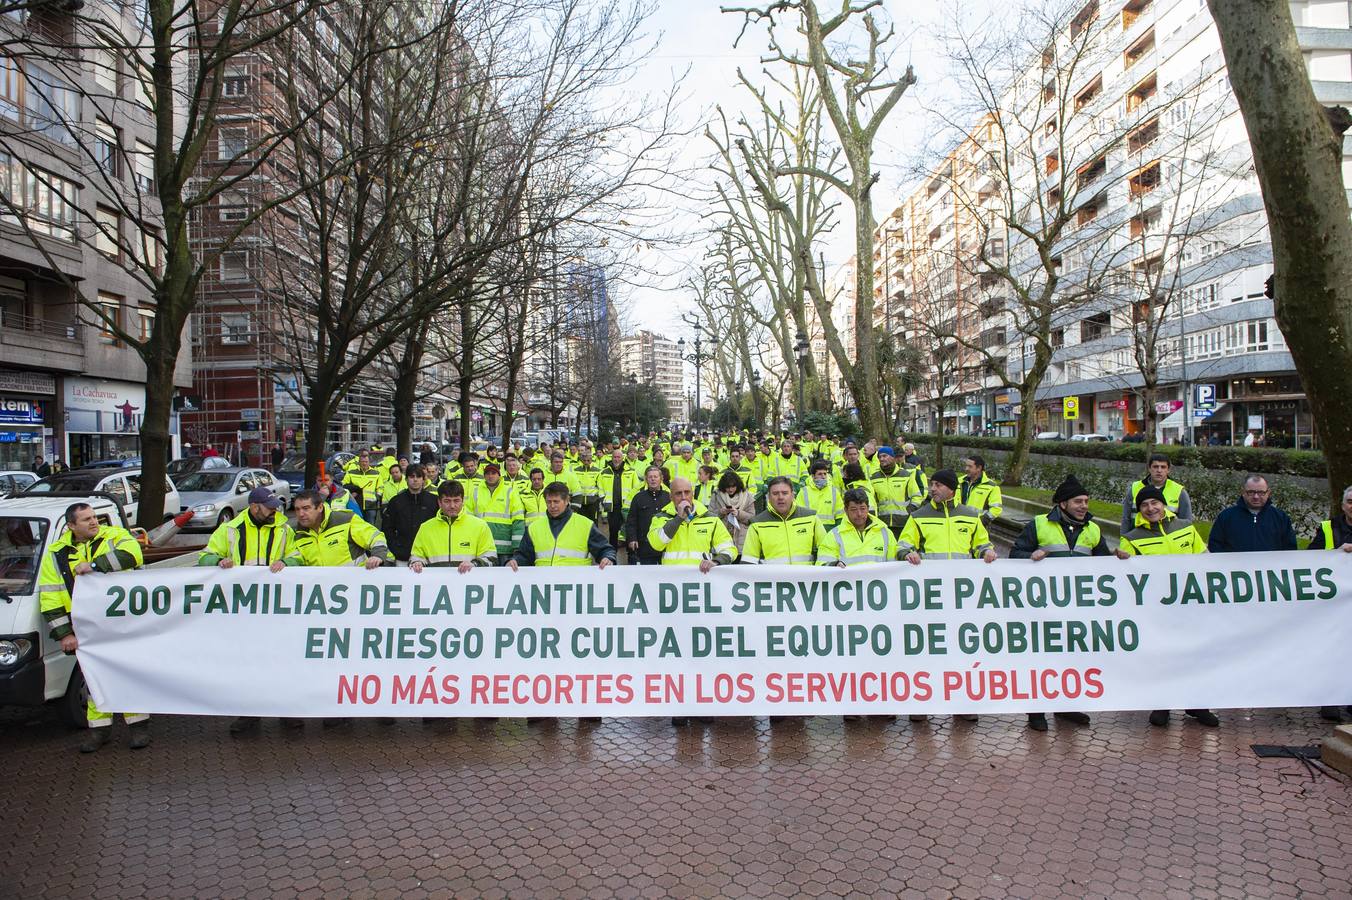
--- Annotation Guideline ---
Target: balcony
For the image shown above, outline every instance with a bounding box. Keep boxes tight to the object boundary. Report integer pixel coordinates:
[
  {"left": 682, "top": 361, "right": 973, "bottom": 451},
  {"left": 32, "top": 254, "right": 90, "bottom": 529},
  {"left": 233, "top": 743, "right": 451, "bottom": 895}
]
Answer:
[{"left": 0, "top": 309, "right": 84, "bottom": 370}]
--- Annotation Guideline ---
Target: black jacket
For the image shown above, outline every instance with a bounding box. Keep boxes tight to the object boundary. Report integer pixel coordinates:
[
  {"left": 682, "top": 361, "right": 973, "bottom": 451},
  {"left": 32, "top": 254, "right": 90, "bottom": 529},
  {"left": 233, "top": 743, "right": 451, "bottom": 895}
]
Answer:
[
  {"left": 625, "top": 487, "right": 671, "bottom": 562},
  {"left": 382, "top": 489, "right": 439, "bottom": 560},
  {"left": 1307, "top": 515, "right": 1352, "bottom": 550},
  {"left": 1009, "top": 505, "right": 1111, "bottom": 558}
]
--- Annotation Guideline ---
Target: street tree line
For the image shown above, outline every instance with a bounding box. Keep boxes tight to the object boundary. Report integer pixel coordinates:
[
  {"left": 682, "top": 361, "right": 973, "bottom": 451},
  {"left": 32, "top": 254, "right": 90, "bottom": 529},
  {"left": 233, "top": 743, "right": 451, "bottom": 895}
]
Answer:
[
  {"left": 689, "top": 0, "right": 1352, "bottom": 510},
  {"left": 0, "top": 0, "right": 678, "bottom": 527}
]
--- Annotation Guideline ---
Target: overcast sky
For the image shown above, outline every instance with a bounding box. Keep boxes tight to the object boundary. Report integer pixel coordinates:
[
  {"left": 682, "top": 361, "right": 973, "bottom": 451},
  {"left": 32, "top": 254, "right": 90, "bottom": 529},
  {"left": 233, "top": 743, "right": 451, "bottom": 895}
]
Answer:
[{"left": 613, "top": 0, "right": 1007, "bottom": 337}]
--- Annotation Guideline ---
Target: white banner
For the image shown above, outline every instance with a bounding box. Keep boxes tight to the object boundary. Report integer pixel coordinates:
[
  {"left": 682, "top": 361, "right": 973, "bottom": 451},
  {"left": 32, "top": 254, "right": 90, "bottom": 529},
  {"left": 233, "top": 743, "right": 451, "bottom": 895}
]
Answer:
[{"left": 72, "top": 553, "right": 1352, "bottom": 717}]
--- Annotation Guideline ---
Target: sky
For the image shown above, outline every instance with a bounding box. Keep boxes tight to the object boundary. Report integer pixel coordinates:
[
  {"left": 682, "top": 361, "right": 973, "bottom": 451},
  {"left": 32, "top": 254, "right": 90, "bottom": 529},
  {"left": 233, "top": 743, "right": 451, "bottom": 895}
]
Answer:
[{"left": 612, "top": 0, "right": 1007, "bottom": 336}]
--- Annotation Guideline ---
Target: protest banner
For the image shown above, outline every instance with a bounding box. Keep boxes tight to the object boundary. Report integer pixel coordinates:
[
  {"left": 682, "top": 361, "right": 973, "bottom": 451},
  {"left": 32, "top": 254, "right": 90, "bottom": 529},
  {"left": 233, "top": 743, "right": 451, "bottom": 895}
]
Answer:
[{"left": 72, "top": 552, "right": 1351, "bottom": 717}]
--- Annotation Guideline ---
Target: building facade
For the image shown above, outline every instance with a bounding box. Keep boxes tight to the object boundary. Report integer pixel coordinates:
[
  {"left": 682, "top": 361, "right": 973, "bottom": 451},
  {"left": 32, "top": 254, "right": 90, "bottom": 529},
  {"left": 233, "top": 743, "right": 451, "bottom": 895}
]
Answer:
[
  {"left": 882, "top": 0, "right": 1352, "bottom": 448},
  {"left": 618, "top": 329, "right": 686, "bottom": 423},
  {"left": 0, "top": 4, "right": 192, "bottom": 471}
]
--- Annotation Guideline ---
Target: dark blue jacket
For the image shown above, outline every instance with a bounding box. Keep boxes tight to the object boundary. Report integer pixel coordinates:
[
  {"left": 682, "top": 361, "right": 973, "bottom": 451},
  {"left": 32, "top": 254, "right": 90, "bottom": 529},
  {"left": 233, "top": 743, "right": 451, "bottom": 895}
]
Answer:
[{"left": 1207, "top": 497, "right": 1297, "bottom": 553}]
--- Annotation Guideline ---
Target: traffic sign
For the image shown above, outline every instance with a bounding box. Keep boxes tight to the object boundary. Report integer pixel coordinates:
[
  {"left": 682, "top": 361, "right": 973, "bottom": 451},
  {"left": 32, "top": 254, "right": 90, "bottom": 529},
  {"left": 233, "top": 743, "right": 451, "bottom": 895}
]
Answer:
[{"left": 1063, "top": 396, "right": 1079, "bottom": 420}]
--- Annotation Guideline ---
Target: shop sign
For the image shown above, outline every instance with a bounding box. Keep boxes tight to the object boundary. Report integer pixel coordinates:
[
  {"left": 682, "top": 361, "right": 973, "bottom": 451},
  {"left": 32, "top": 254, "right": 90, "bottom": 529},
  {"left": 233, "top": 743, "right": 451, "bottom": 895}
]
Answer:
[
  {"left": 965, "top": 404, "right": 983, "bottom": 417},
  {"left": 64, "top": 377, "right": 145, "bottom": 434},
  {"left": 0, "top": 397, "right": 44, "bottom": 424},
  {"left": 1155, "top": 400, "right": 1183, "bottom": 415},
  {"left": 0, "top": 370, "right": 56, "bottom": 395},
  {"left": 1097, "top": 399, "right": 1128, "bottom": 410}
]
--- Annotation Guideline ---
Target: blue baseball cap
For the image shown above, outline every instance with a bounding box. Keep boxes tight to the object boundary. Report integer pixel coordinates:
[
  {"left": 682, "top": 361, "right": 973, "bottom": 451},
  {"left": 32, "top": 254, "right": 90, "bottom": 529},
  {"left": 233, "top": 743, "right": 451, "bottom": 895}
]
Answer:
[{"left": 248, "top": 487, "right": 282, "bottom": 509}]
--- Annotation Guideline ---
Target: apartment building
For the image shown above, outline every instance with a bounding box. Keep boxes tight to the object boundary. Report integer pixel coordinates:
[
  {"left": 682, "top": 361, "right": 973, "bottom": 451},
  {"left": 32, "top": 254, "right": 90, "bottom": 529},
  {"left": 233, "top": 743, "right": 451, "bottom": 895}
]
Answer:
[
  {"left": 618, "top": 329, "right": 686, "bottom": 422},
  {"left": 883, "top": 0, "right": 1352, "bottom": 448},
  {"left": 0, "top": 4, "right": 192, "bottom": 470}
]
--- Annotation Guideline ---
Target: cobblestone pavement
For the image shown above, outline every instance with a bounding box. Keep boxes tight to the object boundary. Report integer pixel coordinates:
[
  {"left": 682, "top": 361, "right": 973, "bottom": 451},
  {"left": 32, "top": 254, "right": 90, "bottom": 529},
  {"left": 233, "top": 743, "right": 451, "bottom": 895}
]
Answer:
[{"left": 2, "top": 706, "right": 1349, "bottom": 899}]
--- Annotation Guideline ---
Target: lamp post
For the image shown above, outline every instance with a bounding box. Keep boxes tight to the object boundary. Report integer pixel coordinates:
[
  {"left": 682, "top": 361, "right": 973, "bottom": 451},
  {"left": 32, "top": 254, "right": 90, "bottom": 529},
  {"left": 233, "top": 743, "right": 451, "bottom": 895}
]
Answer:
[
  {"left": 749, "top": 370, "right": 761, "bottom": 430},
  {"left": 677, "top": 333, "right": 715, "bottom": 427},
  {"left": 793, "top": 331, "right": 809, "bottom": 423},
  {"left": 626, "top": 373, "right": 638, "bottom": 432}
]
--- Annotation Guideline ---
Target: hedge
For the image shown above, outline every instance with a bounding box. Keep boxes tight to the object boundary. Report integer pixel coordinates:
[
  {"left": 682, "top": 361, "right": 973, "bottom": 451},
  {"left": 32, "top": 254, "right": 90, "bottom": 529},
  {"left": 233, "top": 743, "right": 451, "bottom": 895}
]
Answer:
[{"left": 900, "top": 432, "right": 1327, "bottom": 479}]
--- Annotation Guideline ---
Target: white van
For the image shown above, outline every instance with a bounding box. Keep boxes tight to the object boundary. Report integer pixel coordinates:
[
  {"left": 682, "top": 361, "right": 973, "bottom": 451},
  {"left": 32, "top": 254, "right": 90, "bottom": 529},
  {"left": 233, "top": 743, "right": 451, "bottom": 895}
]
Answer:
[{"left": 0, "top": 495, "right": 129, "bottom": 726}]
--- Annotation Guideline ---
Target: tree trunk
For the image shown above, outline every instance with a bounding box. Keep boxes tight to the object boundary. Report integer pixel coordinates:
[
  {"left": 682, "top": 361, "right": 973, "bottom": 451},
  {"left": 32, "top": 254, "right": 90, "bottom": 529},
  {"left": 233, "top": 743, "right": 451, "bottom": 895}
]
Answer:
[
  {"left": 1141, "top": 381, "right": 1158, "bottom": 452},
  {"left": 391, "top": 362, "right": 418, "bottom": 459},
  {"left": 135, "top": 343, "right": 177, "bottom": 529},
  {"left": 932, "top": 399, "right": 945, "bottom": 469},
  {"left": 304, "top": 398, "right": 335, "bottom": 488},
  {"left": 850, "top": 196, "right": 886, "bottom": 437},
  {"left": 458, "top": 372, "right": 474, "bottom": 447},
  {"left": 1209, "top": 0, "right": 1352, "bottom": 510},
  {"left": 1002, "top": 334, "right": 1054, "bottom": 486}
]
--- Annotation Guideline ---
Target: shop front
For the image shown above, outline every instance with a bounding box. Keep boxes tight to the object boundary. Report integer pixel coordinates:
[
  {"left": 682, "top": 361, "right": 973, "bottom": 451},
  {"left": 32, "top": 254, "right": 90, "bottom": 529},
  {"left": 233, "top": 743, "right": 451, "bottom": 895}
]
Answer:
[
  {"left": 0, "top": 368, "right": 56, "bottom": 470},
  {"left": 64, "top": 377, "right": 154, "bottom": 468}
]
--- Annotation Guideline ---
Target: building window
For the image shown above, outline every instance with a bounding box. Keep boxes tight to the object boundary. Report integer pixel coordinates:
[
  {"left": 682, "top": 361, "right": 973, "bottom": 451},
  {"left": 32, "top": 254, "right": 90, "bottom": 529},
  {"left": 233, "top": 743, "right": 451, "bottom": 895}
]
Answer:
[
  {"left": 26, "top": 63, "right": 79, "bottom": 145},
  {"left": 137, "top": 307, "right": 154, "bottom": 342},
  {"left": 95, "top": 206, "right": 121, "bottom": 258},
  {"left": 1128, "top": 161, "right": 1161, "bottom": 199},
  {"left": 222, "top": 65, "right": 250, "bottom": 97},
  {"left": 138, "top": 226, "right": 163, "bottom": 273},
  {"left": 1127, "top": 73, "right": 1158, "bottom": 112},
  {"left": 220, "top": 312, "right": 252, "bottom": 345},
  {"left": 91, "top": 44, "right": 119, "bottom": 94},
  {"left": 218, "top": 126, "right": 248, "bottom": 160},
  {"left": 0, "top": 55, "right": 21, "bottom": 120},
  {"left": 1127, "top": 117, "right": 1159, "bottom": 155},
  {"left": 96, "top": 292, "right": 122, "bottom": 344},
  {"left": 95, "top": 119, "right": 120, "bottom": 177},
  {"left": 220, "top": 251, "right": 249, "bottom": 282},
  {"left": 218, "top": 189, "right": 249, "bottom": 222},
  {"left": 133, "top": 140, "right": 155, "bottom": 193},
  {"left": 3, "top": 162, "right": 80, "bottom": 241},
  {"left": 1124, "top": 28, "right": 1155, "bottom": 70},
  {"left": 1070, "top": 0, "right": 1099, "bottom": 39},
  {"left": 1227, "top": 320, "right": 1270, "bottom": 354},
  {"left": 1074, "top": 75, "right": 1102, "bottom": 112}
]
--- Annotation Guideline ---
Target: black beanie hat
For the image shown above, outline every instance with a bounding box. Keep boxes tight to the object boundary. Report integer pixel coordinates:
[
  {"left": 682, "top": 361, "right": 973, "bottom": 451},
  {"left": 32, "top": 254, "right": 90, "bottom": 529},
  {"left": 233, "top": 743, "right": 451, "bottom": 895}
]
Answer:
[
  {"left": 931, "top": 468, "right": 959, "bottom": 492},
  {"left": 1135, "top": 484, "right": 1167, "bottom": 510},
  {"left": 1052, "top": 475, "right": 1089, "bottom": 504}
]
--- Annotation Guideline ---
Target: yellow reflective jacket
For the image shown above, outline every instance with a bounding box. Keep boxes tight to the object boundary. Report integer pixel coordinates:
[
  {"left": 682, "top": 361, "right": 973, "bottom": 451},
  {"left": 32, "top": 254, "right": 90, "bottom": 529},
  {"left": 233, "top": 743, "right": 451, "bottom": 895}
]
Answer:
[
  {"left": 647, "top": 499, "right": 736, "bottom": 565},
  {"left": 39, "top": 524, "right": 143, "bottom": 640},
  {"left": 409, "top": 509, "right": 496, "bottom": 567},
  {"left": 898, "top": 499, "right": 993, "bottom": 560},
  {"left": 743, "top": 506, "right": 829, "bottom": 565},
  {"left": 820, "top": 516, "right": 897, "bottom": 566},
  {"left": 293, "top": 507, "right": 393, "bottom": 566},
  {"left": 198, "top": 510, "right": 300, "bottom": 568}
]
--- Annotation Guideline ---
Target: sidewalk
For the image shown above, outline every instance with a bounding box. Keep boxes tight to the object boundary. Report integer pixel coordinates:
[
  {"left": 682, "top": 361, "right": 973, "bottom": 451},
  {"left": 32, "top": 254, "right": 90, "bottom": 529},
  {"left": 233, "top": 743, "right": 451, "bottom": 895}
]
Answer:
[{"left": 2, "top": 707, "right": 1347, "bottom": 897}]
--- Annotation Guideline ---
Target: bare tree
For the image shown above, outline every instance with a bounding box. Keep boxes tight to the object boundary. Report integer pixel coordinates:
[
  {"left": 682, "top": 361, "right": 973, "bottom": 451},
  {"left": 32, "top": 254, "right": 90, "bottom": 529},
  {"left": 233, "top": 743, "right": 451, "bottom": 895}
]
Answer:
[
  {"left": 931, "top": 1, "right": 1190, "bottom": 483},
  {"left": 725, "top": 0, "right": 917, "bottom": 437}
]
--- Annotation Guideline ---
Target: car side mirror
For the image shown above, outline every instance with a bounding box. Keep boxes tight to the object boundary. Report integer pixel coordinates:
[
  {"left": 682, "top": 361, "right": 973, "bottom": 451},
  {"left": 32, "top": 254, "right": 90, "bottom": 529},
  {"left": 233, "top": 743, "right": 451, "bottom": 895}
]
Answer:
[{"left": 237, "top": 484, "right": 249, "bottom": 494}]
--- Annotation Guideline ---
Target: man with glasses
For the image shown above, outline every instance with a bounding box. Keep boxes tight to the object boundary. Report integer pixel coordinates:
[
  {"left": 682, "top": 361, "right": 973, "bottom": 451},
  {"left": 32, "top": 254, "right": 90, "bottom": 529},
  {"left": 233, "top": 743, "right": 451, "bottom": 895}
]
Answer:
[{"left": 1207, "top": 474, "right": 1297, "bottom": 554}]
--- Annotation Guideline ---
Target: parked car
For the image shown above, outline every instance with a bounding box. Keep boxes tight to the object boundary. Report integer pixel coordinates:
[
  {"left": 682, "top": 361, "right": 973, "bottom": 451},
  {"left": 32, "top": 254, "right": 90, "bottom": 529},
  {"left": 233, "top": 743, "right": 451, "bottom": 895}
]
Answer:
[
  {"left": 0, "top": 472, "right": 38, "bottom": 498},
  {"left": 0, "top": 495, "right": 130, "bottom": 726},
  {"left": 177, "top": 467, "right": 292, "bottom": 529},
  {"left": 1070, "top": 433, "right": 1112, "bottom": 443},
  {"left": 275, "top": 451, "right": 355, "bottom": 493},
  {"left": 167, "top": 456, "right": 233, "bottom": 483},
  {"left": 1034, "top": 431, "right": 1066, "bottom": 441},
  {"left": 24, "top": 468, "right": 180, "bottom": 523},
  {"left": 78, "top": 457, "right": 141, "bottom": 469}
]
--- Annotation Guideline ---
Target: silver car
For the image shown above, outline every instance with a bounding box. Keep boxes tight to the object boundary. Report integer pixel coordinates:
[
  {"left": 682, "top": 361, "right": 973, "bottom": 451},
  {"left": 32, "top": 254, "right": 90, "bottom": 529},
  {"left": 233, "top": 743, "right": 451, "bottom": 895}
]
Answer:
[{"left": 176, "top": 467, "right": 292, "bottom": 530}]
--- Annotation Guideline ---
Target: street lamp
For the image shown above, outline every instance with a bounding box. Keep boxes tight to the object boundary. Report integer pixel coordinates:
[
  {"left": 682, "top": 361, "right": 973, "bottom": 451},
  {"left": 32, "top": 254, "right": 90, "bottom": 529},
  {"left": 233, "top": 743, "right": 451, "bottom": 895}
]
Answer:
[
  {"left": 793, "top": 331, "right": 809, "bottom": 422},
  {"left": 749, "top": 370, "right": 761, "bottom": 430},
  {"left": 626, "top": 373, "right": 638, "bottom": 432},
  {"left": 677, "top": 333, "right": 716, "bottom": 426}
]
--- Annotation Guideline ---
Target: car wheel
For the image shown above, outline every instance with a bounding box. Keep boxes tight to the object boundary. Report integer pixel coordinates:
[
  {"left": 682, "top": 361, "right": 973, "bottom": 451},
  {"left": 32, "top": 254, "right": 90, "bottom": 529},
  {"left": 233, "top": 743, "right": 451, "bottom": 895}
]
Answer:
[
  {"left": 58, "top": 664, "right": 90, "bottom": 729},
  {"left": 218, "top": 509, "right": 232, "bottom": 527}
]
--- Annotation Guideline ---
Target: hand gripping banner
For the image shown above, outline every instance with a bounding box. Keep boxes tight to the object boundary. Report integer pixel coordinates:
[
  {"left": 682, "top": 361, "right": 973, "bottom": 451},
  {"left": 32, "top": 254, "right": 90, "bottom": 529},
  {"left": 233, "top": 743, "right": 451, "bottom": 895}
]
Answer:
[{"left": 72, "top": 552, "right": 1352, "bottom": 718}]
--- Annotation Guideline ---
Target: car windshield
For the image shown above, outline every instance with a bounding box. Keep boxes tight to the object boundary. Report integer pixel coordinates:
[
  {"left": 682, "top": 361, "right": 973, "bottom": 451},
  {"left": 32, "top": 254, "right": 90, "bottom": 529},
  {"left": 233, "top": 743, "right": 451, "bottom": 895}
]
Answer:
[
  {"left": 0, "top": 517, "right": 50, "bottom": 596},
  {"left": 29, "top": 474, "right": 102, "bottom": 492},
  {"left": 167, "top": 459, "right": 199, "bottom": 475},
  {"left": 279, "top": 453, "right": 307, "bottom": 469},
  {"left": 176, "top": 472, "right": 234, "bottom": 492}
]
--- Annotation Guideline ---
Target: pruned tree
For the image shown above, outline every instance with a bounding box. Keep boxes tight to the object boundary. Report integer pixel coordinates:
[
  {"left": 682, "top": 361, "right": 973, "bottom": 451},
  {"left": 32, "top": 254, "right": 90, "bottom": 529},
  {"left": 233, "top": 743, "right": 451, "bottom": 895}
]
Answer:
[{"left": 725, "top": 0, "right": 917, "bottom": 438}]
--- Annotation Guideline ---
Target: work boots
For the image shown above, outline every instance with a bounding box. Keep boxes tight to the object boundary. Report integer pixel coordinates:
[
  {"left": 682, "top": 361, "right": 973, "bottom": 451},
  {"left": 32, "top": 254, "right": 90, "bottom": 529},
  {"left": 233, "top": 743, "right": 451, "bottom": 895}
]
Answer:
[
  {"left": 79, "top": 728, "right": 112, "bottom": 753},
  {"left": 128, "top": 721, "right": 151, "bottom": 749}
]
